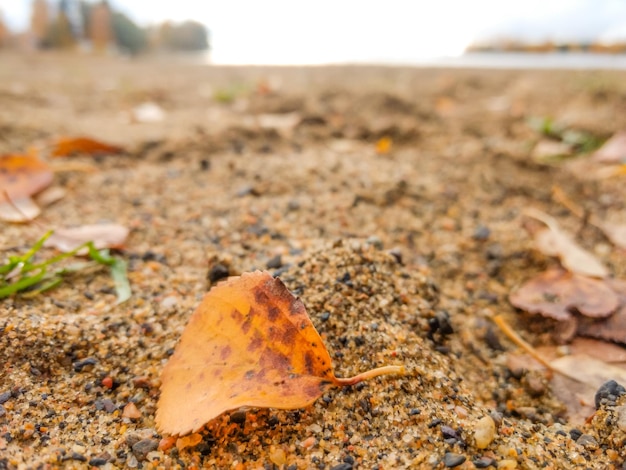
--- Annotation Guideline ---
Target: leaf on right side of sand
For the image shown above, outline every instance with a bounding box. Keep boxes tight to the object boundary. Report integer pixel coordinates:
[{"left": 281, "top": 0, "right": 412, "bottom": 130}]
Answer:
[
  {"left": 596, "top": 221, "right": 626, "bottom": 250},
  {"left": 44, "top": 223, "right": 129, "bottom": 253},
  {"left": 50, "top": 136, "right": 124, "bottom": 158},
  {"left": 576, "top": 279, "right": 626, "bottom": 344},
  {"left": 592, "top": 131, "right": 626, "bottom": 164},
  {"left": 525, "top": 208, "right": 609, "bottom": 278},
  {"left": 549, "top": 354, "right": 626, "bottom": 424},
  {"left": 509, "top": 269, "right": 619, "bottom": 321}
]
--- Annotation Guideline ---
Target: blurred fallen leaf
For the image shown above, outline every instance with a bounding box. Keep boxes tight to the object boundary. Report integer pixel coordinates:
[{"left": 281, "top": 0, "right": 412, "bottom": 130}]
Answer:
[
  {"left": 577, "top": 279, "right": 626, "bottom": 344},
  {"left": 44, "top": 223, "right": 129, "bottom": 253},
  {"left": 531, "top": 140, "right": 573, "bottom": 163},
  {"left": 551, "top": 186, "right": 626, "bottom": 250},
  {"left": 509, "top": 269, "right": 618, "bottom": 321},
  {"left": 51, "top": 136, "right": 124, "bottom": 158},
  {"left": 0, "top": 197, "right": 41, "bottom": 223},
  {"left": 0, "top": 154, "right": 53, "bottom": 202},
  {"left": 525, "top": 208, "right": 609, "bottom": 278},
  {"left": 596, "top": 222, "right": 626, "bottom": 250},
  {"left": 568, "top": 337, "right": 626, "bottom": 363},
  {"left": 592, "top": 131, "right": 626, "bottom": 163},
  {"left": 156, "top": 271, "right": 404, "bottom": 436},
  {"left": 375, "top": 136, "right": 393, "bottom": 155},
  {"left": 35, "top": 186, "right": 66, "bottom": 208}
]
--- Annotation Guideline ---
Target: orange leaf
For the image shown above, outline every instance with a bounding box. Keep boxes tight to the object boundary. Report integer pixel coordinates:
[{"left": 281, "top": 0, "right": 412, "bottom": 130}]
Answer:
[
  {"left": 156, "top": 271, "right": 404, "bottom": 436},
  {"left": 0, "top": 154, "right": 53, "bottom": 201},
  {"left": 50, "top": 136, "right": 124, "bottom": 158}
]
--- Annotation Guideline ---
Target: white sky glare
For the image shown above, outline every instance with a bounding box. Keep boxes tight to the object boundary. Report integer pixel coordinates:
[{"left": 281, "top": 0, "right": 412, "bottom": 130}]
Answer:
[{"left": 1, "top": 0, "right": 626, "bottom": 64}]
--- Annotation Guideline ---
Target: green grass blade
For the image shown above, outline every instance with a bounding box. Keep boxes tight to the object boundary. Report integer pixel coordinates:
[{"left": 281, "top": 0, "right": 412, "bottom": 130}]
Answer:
[
  {"left": 0, "top": 269, "right": 47, "bottom": 298},
  {"left": 110, "top": 258, "right": 131, "bottom": 304}
]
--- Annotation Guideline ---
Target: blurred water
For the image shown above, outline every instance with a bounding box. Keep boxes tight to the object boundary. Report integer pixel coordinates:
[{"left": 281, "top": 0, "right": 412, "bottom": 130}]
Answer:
[{"left": 196, "top": 51, "right": 626, "bottom": 69}]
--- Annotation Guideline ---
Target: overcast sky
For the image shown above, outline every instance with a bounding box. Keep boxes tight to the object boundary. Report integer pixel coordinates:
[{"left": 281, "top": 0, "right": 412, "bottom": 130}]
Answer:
[{"left": 1, "top": 0, "right": 626, "bottom": 64}]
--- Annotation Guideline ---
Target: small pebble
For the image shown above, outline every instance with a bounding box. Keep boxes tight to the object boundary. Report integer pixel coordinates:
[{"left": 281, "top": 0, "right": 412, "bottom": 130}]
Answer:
[
  {"left": 102, "top": 399, "right": 116, "bottom": 413},
  {"left": 269, "top": 447, "right": 286, "bottom": 466},
  {"left": 207, "top": 264, "right": 230, "bottom": 284},
  {"left": 575, "top": 434, "right": 598, "bottom": 449},
  {"left": 595, "top": 380, "right": 626, "bottom": 409},
  {"left": 88, "top": 457, "right": 108, "bottom": 466},
  {"left": 474, "top": 456, "right": 497, "bottom": 468},
  {"left": 473, "top": 225, "right": 491, "bottom": 241},
  {"left": 569, "top": 428, "right": 582, "bottom": 441},
  {"left": 441, "top": 425, "right": 460, "bottom": 442},
  {"left": 160, "top": 295, "right": 178, "bottom": 310},
  {"left": 122, "top": 402, "right": 142, "bottom": 419},
  {"left": 266, "top": 254, "right": 282, "bottom": 269},
  {"left": 330, "top": 464, "right": 353, "bottom": 470},
  {"left": 73, "top": 357, "right": 98, "bottom": 372},
  {"left": 0, "top": 392, "right": 11, "bottom": 404},
  {"left": 474, "top": 415, "right": 496, "bottom": 449},
  {"left": 443, "top": 452, "right": 466, "bottom": 467},
  {"left": 230, "top": 410, "right": 247, "bottom": 424},
  {"left": 132, "top": 438, "right": 159, "bottom": 461}
]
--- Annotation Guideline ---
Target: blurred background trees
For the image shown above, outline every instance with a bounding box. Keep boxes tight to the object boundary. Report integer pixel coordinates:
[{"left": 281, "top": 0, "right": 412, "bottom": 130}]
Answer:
[{"left": 1, "top": 0, "right": 210, "bottom": 54}]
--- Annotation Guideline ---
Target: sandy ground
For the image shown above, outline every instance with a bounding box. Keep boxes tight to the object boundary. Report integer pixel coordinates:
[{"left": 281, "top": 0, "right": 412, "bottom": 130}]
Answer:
[{"left": 1, "top": 52, "right": 626, "bottom": 469}]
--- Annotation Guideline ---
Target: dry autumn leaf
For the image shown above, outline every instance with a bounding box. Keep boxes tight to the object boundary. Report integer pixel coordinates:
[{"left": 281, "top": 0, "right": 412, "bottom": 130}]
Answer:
[
  {"left": 592, "top": 131, "right": 626, "bottom": 163},
  {"left": 0, "top": 154, "right": 53, "bottom": 222},
  {"left": 156, "top": 271, "right": 404, "bottom": 436},
  {"left": 577, "top": 279, "right": 626, "bottom": 344},
  {"left": 50, "top": 136, "right": 124, "bottom": 158},
  {"left": 0, "top": 154, "right": 53, "bottom": 201},
  {"left": 525, "top": 208, "right": 609, "bottom": 278},
  {"left": 509, "top": 269, "right": 619, "bottom": 321},
  {"left": 44, "top": 223, "right": 129, "bottom": 253}
]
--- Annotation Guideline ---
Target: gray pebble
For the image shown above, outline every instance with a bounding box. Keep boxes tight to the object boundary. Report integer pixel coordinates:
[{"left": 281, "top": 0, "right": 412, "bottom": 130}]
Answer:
[
  {"left": 443, "top": 452, "right": 466, "bottom": 467},
  {"left": 132, "top": 438, "right": 159, "bottom": 461}
]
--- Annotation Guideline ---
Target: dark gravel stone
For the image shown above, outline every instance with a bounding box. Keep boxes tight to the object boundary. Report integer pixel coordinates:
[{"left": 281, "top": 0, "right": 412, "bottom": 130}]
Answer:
[
  {"left": 69, "top": 453, "right": 87, "bottom": 462},
  {"left": 132, "top": 438, "right": 159, "bottom": 461},
  {"left": 473, "top": 456, "right": 496, "bottom": 468},
  {"left": 73, "top": 357, "right": 98, "bottom": 372},
  {"left": 207, "top": 263, "right": 230, "bottom": 284},
  {"left": 473, "top": 225, "right": 491, "bottom": 241},
  {"left": 0, "top": 405, "right": 5, "bottom": 418},
  {"left": 330, "top": 464, "right": 353, "bottom": 470},
  {"left": 102, "top": 399, "right": 117, "bottom": 413},
  {"left": 441, "top": 425, "right": 460, "bottom": 441},
  {"left": 569, "top": 428, "right": 583, "bottom": 441},
  {"left": 266, "top": 254, "right": 282, "bottom": 269},
  {"left": 443, "top": 452, "right": 466, "bottom": 467},
  {"left": 88, "top": 457, "right": 108, "bottom": 466},
  {"left": 0, "top": 392, "right": 11, "bottom": 404},
  {"left": 595, "top": 380, "right": 626, "bottom": 409},
  {"left": 229, "top": 410, "right": 247, "bottom": 424}
]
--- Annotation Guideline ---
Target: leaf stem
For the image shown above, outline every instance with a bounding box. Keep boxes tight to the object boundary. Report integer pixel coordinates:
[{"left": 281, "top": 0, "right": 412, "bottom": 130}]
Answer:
[{"left": 332, "top": 365, "right": 406, "bottom": 387}]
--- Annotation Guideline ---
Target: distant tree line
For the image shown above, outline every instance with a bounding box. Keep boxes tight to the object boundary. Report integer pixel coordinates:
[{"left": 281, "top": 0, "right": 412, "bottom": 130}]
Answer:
[{"left": 0, "top": 0, "right": 210, "bottom": 54}]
